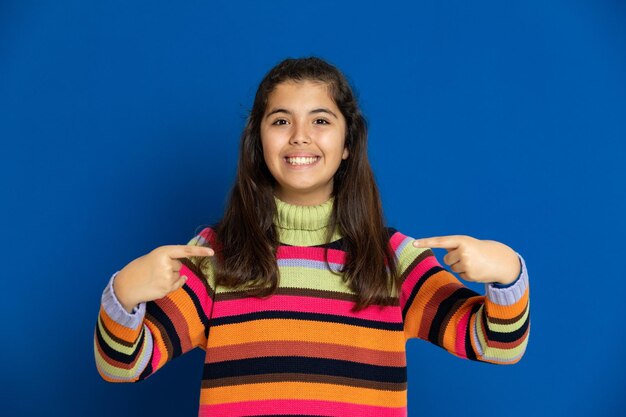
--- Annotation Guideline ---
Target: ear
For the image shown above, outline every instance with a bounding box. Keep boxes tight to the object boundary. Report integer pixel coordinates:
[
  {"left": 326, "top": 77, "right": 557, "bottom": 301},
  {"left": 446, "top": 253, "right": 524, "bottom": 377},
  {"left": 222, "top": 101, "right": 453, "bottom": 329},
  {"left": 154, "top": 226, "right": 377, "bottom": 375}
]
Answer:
[{"left": 342, "top": 147, "right": 349, "bottom": 160}]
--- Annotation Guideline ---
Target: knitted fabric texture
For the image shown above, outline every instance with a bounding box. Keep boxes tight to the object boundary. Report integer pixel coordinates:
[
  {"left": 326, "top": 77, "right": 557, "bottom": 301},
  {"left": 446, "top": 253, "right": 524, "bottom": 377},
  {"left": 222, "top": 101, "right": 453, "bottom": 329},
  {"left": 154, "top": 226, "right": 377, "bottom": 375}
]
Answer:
[{"left": 94, "top": 196, "right": 530, "bottom": 417}]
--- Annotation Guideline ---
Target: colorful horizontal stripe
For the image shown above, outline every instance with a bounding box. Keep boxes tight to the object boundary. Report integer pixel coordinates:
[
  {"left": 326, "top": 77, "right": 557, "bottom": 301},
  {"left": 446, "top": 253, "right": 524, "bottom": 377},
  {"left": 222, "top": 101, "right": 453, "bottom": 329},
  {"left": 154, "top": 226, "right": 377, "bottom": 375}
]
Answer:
[{"left": 95, "top": 220, "right": 530, "bottom": 416}]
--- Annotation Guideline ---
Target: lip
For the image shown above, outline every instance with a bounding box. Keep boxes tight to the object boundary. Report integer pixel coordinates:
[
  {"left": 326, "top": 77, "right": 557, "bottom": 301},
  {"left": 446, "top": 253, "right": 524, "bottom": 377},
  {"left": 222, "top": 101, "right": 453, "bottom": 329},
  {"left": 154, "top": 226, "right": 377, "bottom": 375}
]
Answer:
[{"left": 283, "top": 152, "right": 321, "bottom": 158}]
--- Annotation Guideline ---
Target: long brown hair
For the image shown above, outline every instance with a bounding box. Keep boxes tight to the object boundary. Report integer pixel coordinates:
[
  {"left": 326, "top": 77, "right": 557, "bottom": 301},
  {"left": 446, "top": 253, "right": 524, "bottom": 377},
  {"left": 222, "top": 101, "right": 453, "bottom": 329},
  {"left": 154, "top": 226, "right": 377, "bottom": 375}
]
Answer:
[{"left": 197, "top": 56, "right": 400, "bottom": 312}]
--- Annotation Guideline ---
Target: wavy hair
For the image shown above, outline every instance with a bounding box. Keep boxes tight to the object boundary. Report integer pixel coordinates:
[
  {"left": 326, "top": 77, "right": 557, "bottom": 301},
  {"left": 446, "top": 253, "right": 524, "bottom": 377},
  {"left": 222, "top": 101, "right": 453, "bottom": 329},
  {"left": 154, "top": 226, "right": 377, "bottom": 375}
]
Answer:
[{"left": 196, "top": 56, "right": 400, "bottom": 312}]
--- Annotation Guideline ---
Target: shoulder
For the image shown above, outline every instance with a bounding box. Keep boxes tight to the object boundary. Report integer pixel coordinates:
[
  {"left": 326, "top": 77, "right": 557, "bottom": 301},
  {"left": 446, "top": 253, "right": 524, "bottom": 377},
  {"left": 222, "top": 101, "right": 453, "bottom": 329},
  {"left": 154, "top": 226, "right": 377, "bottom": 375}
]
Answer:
[
  {"left": 384, "top": 226, "right": 412, "bottom": 252},
  {"left": 384, "top": 226, "right": 436, "bottom": 271},
  {"left": 184, "top": 225, "right": 221, "bottom": 284},
  {"left": 186, "top": 225, "right": 221, "bottom": 248}
]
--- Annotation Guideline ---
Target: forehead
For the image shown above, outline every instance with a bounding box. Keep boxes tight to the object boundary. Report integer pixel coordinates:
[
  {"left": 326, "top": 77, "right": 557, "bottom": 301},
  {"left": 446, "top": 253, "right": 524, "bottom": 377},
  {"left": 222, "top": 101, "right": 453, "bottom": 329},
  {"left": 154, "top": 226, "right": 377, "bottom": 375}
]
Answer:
[{"left": 265, "top": 80, "right": 336, "bottom": 109}]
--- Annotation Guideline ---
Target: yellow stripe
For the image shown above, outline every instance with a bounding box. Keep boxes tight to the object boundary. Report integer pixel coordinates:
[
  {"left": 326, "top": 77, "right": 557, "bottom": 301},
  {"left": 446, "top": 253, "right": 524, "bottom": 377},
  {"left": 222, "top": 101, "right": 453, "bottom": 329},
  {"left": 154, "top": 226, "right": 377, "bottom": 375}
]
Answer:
[
  {"left": 216, "top": 266, "right": 353, "bottom": 294},
  {"left": 487, "top": 300, "right": 530, "bottom": 333},
  {"left": 97, "top": 315, "right": 145, "bottom": 355},
  {"left": 95, "top": 329, "right": 151, "bottom": 380},
  {"left": 186, "top": 232, "right": 218, "bottom": 288},
  {"left": 396, "top": 239, "right": 428, "bottom": 274},
  {"left": 474, "top": 307, "right": 528, "bottom": 360}
]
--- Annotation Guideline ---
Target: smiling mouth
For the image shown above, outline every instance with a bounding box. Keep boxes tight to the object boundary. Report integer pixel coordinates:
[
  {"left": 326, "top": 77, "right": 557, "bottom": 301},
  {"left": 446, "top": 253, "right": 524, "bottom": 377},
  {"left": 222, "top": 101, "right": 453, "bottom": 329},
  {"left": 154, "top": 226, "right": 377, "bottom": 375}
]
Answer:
[{"left": 284, "top": 156, "right": 321, "bottom": 166}]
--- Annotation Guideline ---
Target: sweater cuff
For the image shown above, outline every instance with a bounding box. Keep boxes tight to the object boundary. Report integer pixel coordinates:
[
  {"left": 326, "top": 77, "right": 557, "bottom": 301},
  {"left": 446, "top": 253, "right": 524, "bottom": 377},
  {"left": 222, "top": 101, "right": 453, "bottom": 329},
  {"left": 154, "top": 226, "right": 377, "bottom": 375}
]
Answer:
[
  {"left": 485, "top": 252, "right": 529, "bottom": 305},
  {"left": 101, "top": 270, "right": 146, "bottom": 330}
]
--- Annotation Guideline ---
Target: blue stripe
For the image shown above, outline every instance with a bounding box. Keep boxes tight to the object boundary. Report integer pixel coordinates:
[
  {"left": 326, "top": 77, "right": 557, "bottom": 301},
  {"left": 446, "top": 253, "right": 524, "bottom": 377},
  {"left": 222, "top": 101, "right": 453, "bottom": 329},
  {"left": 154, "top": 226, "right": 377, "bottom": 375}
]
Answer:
[
  {"left": 277, "top": 258, "right": 343, "bottom": 273},
  {"left": 395, "top": 235, "right": 411, "bottom": 258}
]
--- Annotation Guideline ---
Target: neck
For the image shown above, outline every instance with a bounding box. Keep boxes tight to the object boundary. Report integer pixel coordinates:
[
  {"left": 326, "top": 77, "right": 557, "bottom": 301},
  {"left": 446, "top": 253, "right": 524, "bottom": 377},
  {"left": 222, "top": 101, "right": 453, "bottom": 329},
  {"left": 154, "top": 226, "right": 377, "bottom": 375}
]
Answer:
[
  {"left": 273, "top": 184, "right": 334, "bottom": 207},
  {"left": 273, "top": 194, "right": 342, "bottom": 246}
]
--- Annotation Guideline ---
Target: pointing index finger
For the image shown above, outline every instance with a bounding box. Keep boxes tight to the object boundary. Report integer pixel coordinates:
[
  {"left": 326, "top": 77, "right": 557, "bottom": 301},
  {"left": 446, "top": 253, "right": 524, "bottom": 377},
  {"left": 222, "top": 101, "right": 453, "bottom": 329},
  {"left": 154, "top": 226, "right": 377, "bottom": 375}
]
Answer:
[
  {"left": 412, "top": 236, "right": 460, "bottom": 249},
  {"left": 165, "top": 244, "right": 214, "bottom": 259}
]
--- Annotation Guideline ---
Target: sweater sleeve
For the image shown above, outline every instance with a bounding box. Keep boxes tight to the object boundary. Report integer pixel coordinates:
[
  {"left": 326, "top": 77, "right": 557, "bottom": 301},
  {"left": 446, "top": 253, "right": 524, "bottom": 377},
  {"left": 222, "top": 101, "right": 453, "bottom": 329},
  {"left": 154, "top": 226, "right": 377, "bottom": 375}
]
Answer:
[
  {"left": 391, "top": 230, "right": 530, "bottom": 364},
  {"left": 94, "top": 228, "right": 217, "bottom": 382}
]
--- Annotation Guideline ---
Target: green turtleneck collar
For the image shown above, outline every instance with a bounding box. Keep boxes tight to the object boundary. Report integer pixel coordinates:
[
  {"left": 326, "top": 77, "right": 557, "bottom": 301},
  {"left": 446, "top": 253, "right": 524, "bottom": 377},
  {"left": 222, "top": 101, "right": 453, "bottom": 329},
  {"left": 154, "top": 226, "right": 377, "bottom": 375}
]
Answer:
[{"left": 273, "top": 195, "right": 343, "bottom": 246}]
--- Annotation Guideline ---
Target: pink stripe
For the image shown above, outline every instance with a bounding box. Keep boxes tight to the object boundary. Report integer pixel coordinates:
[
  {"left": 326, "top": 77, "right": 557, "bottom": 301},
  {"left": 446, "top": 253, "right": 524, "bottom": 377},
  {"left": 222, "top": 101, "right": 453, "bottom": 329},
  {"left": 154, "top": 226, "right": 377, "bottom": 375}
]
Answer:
[
  {"left": 212, "top": 293, "right": 401, "bottom": 323},
  {"left": 199, "top": 227, "right": 216, "bottom": 242},
  {"left": 150, "top": 339, "right": 161, "bottom": 372},
  {"left": 389, "top": 231, "right": 408, "bottom": 251},
  {"left": 277, "top": 245, "right": 346, "bottom": 263},
  {"left": 200, "top": 399, "right": 406, "bottom": 417},
  {"left": 198, "top": 227, "right": 222, "bottom": 253},
  {"left": 400, "top": 256, "right": 440, "bottom": 309},
  {"left": 455, "top": 308, "right": 471, "bottom": 358},
  {"left": 181, "top": 264, "right": 213, "bottom": 315}
]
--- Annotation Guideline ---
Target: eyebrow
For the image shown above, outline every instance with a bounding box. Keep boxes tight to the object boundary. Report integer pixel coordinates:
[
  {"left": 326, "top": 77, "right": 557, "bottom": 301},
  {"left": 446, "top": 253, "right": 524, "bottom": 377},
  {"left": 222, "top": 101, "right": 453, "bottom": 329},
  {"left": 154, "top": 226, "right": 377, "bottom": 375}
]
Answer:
[{"left": 264, "top": 107, "right": 339, "bottom": 120}]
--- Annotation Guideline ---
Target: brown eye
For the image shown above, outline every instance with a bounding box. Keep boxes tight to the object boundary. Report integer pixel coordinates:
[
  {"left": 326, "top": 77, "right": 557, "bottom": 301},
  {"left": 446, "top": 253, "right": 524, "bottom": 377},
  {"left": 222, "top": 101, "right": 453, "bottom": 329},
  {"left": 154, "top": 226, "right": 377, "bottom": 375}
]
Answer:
[
  {"left": 272, "top": 119, "right": 288, "bottom": 125},
  {"left": 314, "top": 119, "right": 330, "bottom": 125}
]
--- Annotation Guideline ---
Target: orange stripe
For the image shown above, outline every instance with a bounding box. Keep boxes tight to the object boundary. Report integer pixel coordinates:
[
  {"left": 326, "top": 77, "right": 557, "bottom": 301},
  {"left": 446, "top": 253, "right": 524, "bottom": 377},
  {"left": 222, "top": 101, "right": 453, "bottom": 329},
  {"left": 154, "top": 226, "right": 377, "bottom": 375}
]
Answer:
[
  {"left": 486, "top": 288, "right": 529, "bottom": 319},
  {"left": 144, "top": 318, "right": 169, "bottom": 370},
  {"left": 99, "top": 305, "right": 143, "bottom": 344},
  {"left": 165, "top": 286, "right": 207, "bottom": 348},
  {"left": 154, "top": 296, "right": 192, "bottom": 353},
  {"left": 208, "top": 319, "right": 405, "bottom": 352},
  {"left": 205, "top": 340, "right": 407, "bottom": 367},
  {"left": 418, "top": 282, "right": 462, "bottom": 340},
  {"left": 160, "top": 286, "right": 206, "bottom": 349},
  {"left": 404, "top": 269, "right": 458, "bottom": 339},
  {"left": 441, "top": 296, "right": 482, "bottom": 353},
  {"left": 95, "top": 332, "right": 139, "bottom": 371},
  {"left": 468, "top": 311, "right": 529, "bottom": 362}
]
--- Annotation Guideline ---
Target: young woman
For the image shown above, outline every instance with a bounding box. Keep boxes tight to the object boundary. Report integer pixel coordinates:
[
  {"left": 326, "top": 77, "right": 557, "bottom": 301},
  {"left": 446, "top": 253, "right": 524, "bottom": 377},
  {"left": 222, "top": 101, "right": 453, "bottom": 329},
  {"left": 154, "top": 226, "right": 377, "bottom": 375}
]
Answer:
[{"left": 94, "top": 56, "right": 530, "bottom": 417}]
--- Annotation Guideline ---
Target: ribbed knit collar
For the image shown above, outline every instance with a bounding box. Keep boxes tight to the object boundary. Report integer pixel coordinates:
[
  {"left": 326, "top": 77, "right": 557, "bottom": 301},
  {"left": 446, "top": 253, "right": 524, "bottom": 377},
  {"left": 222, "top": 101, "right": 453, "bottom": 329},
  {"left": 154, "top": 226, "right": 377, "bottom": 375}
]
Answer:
[{"left": 273, "top": 195, "right": 342, "bottom": 246}]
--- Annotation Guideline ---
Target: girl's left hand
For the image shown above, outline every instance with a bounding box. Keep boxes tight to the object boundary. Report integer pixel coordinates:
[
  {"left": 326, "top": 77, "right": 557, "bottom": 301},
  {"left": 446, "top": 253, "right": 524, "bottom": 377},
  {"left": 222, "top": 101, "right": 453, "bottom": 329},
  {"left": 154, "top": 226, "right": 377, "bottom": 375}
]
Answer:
[{"left": 412, "top": 235, "right": 520, "bottom": 285}]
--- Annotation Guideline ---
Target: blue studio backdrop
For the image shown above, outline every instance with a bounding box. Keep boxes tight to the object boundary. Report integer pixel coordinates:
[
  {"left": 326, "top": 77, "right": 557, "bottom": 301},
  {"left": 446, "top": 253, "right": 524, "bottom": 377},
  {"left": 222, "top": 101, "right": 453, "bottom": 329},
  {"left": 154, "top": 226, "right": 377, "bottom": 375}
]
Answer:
[{"left": 1, "top": 1, "right": 625, "bottom": 416}]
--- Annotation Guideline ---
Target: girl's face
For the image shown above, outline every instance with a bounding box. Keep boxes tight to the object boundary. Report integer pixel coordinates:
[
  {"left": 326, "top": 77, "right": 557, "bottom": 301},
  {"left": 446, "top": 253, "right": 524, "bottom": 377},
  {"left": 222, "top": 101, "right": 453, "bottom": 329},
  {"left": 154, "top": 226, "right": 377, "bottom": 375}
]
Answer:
[{"left": 260, "top": 80, "right": 349, "bottom": 206}]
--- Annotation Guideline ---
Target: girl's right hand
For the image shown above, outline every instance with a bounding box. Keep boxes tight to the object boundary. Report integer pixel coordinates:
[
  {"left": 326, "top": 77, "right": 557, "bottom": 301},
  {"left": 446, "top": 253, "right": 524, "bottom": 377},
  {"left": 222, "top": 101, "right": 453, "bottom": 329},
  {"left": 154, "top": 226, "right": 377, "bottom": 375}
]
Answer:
[{"left": 113, "top": 245, "right": 214, "bottom": 313}]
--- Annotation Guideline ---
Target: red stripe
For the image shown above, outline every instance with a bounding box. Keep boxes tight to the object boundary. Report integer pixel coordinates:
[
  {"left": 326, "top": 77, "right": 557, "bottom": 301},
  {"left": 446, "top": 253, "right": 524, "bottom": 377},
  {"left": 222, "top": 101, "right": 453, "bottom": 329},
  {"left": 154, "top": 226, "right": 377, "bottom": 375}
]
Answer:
[
  {"left": 200, "top": 398, "right": 407, "bottom": 417},
  {"left": 212, "top": 293, "right": 401, "bottom": 323},
  {"left": 277, "top": 245, "right": 346, "bottom": 263}
]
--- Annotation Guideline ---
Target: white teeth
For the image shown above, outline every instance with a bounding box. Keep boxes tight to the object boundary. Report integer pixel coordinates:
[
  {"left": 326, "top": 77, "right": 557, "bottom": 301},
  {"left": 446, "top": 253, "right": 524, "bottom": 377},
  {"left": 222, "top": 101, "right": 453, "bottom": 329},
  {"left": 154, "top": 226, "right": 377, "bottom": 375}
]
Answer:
[{"left": 286, "top": 156, "right": 319, "bottom": 165}]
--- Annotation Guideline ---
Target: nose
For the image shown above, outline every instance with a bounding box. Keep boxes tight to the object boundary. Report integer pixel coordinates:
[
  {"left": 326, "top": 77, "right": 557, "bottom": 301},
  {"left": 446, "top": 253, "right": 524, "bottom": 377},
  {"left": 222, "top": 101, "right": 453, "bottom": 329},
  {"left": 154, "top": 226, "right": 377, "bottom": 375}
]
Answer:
[{"left": 289, "top": 120, "right": 311, "bottom": 145}]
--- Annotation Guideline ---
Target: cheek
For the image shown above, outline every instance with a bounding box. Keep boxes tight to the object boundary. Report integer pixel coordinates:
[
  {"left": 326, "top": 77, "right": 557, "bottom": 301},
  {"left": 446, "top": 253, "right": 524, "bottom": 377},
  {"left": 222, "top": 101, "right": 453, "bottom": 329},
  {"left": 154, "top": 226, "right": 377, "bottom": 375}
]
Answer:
[
  {"left": 262, "top": 149, "right": 273, "bottom": 169},
  {"left": 261, "top": 142, "right": 280, "bottom": 169},
  {"left": 259, "top": 134, "right": 271, "bottom": 158}
]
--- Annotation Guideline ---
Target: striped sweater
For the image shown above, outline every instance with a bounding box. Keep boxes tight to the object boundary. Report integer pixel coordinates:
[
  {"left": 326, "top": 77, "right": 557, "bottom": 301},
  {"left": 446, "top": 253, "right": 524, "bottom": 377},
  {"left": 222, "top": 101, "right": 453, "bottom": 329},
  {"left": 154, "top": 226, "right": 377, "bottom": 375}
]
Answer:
[{"left": 94, "top": 196, "right": 530, "bottom": 417}]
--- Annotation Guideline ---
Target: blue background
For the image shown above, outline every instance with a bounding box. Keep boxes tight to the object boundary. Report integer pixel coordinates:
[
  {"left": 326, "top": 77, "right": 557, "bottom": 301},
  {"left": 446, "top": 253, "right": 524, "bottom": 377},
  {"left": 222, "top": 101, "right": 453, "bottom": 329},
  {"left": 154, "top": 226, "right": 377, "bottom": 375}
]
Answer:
[{"left": 1, "top": 1, "right": 625, "bottom": 416}]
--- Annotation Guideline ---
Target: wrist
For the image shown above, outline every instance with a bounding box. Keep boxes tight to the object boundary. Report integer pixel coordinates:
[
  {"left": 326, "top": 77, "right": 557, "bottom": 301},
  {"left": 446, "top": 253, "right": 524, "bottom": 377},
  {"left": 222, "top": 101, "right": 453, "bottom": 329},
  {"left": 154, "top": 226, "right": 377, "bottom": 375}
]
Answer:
[
  {"left": 113, "top": 268, "right": 141, "bottom": 313},
  {"left": 493, "top": 253, "right": 522, "bottom": 286}
]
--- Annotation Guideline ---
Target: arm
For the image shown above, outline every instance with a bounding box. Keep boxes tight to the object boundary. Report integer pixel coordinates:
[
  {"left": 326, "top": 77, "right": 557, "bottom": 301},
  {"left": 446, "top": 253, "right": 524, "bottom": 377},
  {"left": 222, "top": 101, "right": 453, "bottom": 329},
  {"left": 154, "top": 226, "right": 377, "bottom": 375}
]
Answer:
[
  {"left": 390, "top": 229, "right": 530, "bottom": 364},
  {"left": 94, "top": 227, "right": 217, "bottom": 382}
]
